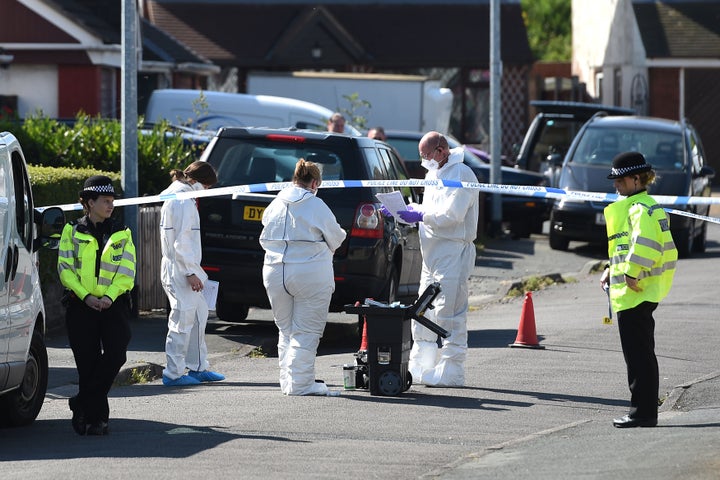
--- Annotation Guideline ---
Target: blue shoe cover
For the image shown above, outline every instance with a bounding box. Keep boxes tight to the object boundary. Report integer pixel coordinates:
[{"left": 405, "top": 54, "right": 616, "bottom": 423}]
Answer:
[
  {"left": 163, "top": 374, "right": 201, "bottom": 386},
  {"left": 188, "top": 370, "right": 225, "bottom": 382}
]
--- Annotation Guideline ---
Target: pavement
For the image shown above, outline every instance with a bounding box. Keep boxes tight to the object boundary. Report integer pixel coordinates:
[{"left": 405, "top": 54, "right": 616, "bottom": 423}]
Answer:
[{"left": 30, "top": 255, "right": 720, "bottom": 479}]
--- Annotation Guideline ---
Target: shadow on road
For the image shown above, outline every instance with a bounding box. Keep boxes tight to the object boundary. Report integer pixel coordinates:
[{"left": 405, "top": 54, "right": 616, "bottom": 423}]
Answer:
[{"left": 0, "top": 418, "right": 302, "bottom": 462}]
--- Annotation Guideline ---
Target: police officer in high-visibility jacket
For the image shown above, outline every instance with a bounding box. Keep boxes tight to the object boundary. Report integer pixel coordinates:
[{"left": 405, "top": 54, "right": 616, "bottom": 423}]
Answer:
[
  {"left": 600, "top": 152, "right": 677, "bottom": 428},
  {"left": 58, "top": 175, "right": 136, "bottom": 436}
]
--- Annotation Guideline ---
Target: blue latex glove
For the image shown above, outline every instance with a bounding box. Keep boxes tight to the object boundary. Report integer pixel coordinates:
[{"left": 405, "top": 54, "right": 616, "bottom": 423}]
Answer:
[
  {"left": 398, "top": 207, "right": 424, "bottom": 223},
  {"left": 378, "top": 205, "right": 393, "bottom": 217}
]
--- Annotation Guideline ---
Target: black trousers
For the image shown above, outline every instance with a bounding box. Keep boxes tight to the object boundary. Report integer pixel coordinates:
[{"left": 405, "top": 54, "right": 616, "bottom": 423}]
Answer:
[
  {"left": 66, "top": 295, "right": 132, "bottom": 424},
  {"left": 616, "top": 301, "right": 659, "bottom": 419}
]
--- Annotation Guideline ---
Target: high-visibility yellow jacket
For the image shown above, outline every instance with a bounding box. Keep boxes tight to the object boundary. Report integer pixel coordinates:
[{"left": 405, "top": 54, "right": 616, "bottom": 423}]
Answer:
[
  {"left": 57, "top": 217, "right": 136, "bottom": 302},
  {"left": 604, "top": 190, "right": 677, "bottom": 312}
]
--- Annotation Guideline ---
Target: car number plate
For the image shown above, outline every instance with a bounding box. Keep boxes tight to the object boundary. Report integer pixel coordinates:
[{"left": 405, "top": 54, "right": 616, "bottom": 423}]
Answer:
[
  {"left": 595, "top": 213, "right": 606, "bottom": 225},
  {"left": 243, "top": 206, "right": 265, "bottom": 221}
]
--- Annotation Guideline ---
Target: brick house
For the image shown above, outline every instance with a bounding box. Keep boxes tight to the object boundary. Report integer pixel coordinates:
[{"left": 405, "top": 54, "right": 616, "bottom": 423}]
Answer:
[
  {"left": 0, "top": 0, "right": 218, "bottom": 119},
  {"left": 572, "top": 0, "right": 720, "bottom": 180},
  {"left": 2, "top": 0, "right": 537, "bottom": 155},
  {"left": 144, "top": 0, "right": 535, "bottom": 154}
]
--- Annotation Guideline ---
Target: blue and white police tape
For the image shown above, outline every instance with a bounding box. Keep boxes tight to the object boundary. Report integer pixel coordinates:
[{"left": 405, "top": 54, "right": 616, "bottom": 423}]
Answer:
[{"left": 40, "top": 178, "right": 720, "bottom": 225}]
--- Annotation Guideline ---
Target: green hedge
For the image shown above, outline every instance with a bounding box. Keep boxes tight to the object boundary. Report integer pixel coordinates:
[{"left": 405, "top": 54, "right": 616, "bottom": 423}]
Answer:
[
  {"left": 1, "top": 112, "right": 207, "bottom": 196},
  {"left": 29, "top": 165, "right": 121, "bottom": 213},
  {"left": 0, "top": 111, "right": 206, "bottom": 330}
]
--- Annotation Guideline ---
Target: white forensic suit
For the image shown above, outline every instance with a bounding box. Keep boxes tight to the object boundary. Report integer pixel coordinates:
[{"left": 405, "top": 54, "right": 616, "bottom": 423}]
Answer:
[
  {"left": 160, "top": 180, "right": 211, "bottom": 380},
  {"left": 260, "top": 185, "right": 346, "bottom": 395},
  {"left": 408, "top": 147, "right": 479, "bottom": 386}
]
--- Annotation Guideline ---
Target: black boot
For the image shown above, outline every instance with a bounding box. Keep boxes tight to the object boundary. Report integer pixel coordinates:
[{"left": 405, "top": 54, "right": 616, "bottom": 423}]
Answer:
[{"left": 68, "top": 396, "right": 86, "bottom": 436}]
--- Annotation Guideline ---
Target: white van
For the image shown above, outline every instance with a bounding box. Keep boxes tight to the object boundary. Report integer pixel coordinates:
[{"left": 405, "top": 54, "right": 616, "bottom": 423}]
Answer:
[
  {"left": 144, "top": 89, "right": 361, "bottom": 135},
  {"left": 0, "top": 132, "right": 64, "bottom": 427}
]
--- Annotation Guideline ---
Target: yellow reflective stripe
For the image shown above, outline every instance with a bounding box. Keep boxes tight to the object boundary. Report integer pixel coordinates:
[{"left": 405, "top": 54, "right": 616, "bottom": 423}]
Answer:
[
  {"left": 609, "top": 252, "right": 628, "bottom": 268},
  {"left": 610, "top": 262, "right": 675, "bottom": 285},
  {"left": 99, "top": 261, "right": 116, "bottom": 271},
  {"left": 627, "top": 253, "right": 655, "bottom": 269},
  {"left": 121, "top": 250, "right": 135, "bottom": 262},
  {"left": 58, "top": 249, "right": 74, "bottom": 260},
  {"left": 57, "top": 262, "right": 73, "bottom": 273},
  {"left": 99, "top": 259, "right": 135, "bottom": 272},
  {"left": 635, "top": 236, "right": 663, "bottom": 252},
  {"left": 115, "top": 265, "right": 135, "bottom": 277}
]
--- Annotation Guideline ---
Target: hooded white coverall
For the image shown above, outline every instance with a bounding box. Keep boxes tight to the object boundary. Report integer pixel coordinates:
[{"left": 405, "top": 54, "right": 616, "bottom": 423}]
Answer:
[
  {"left": 260, "top": 185, "right": 347, "bottom": 395},
  {"left": 408, "top": 147, "right": 479, "bottom": 386},
  {"left": 160, "top": 180, "right": 211, "bottom": 380}
]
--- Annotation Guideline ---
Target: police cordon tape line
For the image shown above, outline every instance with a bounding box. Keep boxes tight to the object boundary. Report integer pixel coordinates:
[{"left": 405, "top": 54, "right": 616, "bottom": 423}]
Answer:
[{"left": 40, "top": 178, "right": 720, "bottom": 226}]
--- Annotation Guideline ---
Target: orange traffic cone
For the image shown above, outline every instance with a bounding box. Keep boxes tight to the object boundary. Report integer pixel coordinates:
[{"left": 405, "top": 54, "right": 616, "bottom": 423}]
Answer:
[
  {"left": 359, "top": 316, "right": 368, "bottom": 351},
  {"left": 509, "top": 291, "right": 545, "bottom": 349}
]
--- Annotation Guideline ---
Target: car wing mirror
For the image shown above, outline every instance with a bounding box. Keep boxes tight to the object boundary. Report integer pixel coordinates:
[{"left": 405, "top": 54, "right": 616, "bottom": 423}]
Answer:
[
  {"left": 698, "top": 165, "right": 715, "bottom": 179},
  {"left": 34, "top": 207, "right": 66, "bottom": 252}
]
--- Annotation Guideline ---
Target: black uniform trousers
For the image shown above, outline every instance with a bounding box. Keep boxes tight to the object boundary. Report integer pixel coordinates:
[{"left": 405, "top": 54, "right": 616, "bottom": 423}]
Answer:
[
  {"left": 616, "top": 301, "right": 659, "bottom": 419},
  {"left": 66, "top": 295, "right": 132, "bottom": 424}
]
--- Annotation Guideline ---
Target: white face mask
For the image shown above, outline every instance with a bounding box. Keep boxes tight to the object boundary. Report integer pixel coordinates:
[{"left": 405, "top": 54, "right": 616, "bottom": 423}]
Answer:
[{"left": 421, "top": 159, "right": 439, "bottom": 171}]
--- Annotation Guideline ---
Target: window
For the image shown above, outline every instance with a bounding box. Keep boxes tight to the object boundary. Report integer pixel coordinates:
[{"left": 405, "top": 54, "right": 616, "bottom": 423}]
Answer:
[
  {"left": 11, "top": 152, "right": 33, "bottom": 250},
  {"left": 595, "top": 71, "right": 604, "bottom": 103}
]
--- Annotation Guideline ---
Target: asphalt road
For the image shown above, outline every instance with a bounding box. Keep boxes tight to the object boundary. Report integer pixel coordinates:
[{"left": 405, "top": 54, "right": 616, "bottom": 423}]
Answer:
[{"left": 4, "top": 218, "right": 719, "bottom": 479}]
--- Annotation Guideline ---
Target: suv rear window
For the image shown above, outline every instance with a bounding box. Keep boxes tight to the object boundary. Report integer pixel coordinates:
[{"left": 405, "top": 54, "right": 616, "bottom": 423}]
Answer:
[
  {"left": 208, "top": 141, "right": 350, "bottom": 186},
  {"left": 205, "top": 136, "right": 375, "bottom": 206}
]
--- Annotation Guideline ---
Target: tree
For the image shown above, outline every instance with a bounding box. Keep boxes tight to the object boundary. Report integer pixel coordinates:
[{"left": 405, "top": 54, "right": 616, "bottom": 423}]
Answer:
[{"left": 521, "top": 0, "right": 572, "bottom": 62}]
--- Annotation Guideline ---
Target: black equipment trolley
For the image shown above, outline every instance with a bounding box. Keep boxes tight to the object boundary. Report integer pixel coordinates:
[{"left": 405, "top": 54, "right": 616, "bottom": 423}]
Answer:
[{"left": 344, "top": 283, "right": 448, "bottom": 396}]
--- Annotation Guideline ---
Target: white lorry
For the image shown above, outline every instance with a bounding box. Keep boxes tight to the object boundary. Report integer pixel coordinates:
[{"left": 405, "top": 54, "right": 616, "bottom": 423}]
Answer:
[
  {"left": 246, "top": 71, "right": 453, "bottom": 133},
  {"left": 0, "top": 131, "right": 64, "bottom": 427}
]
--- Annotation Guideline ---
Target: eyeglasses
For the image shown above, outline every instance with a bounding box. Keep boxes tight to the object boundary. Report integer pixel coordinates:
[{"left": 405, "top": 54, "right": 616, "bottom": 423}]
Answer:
[{"left": 420, "top": 145, "right": 441, "bottom": 161}]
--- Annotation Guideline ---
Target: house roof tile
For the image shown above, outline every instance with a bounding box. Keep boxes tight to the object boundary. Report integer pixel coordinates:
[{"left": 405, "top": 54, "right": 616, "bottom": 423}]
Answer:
[
  {"left": 633, "top": 1, "right": 720, "bottom": 58},
  {"left": 146, "top": 1, "right": 534, "bottom": 68},
  {"left": 46, "top": 0, "right": 215, "bottom": 65}
]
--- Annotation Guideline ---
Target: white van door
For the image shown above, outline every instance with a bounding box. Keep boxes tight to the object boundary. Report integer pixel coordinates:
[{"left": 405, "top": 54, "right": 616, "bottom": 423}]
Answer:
[{"left": 0, "top": 146, "right": 11, "bottom": 366}]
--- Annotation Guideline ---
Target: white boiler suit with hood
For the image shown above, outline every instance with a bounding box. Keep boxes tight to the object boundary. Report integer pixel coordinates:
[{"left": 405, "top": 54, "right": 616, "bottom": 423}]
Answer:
[
  {"left": 408, "top": 147, "right": 479, "bottom": 386},
  {"left": 260, "top": 185, "right": 346, "bottom": 395},
  {"left": 160, "top": 180, "right": 212, "bottom": 380}
]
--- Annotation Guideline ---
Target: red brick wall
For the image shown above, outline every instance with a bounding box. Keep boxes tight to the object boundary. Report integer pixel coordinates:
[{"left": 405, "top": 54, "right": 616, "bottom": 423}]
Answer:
[
  {"left": 648, "top": 68, "right": 679, "bottom": 120},
  {"left": 58, "top": 65, "right": 101, "bottom": 117}
]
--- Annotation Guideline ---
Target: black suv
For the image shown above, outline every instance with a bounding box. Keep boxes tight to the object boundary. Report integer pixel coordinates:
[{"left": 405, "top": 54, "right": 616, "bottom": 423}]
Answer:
[
  {"left": 514, "top": 101, "right": 634, "bottom": 187},
  {"left": 197, "top": 127, "right": 422, "bottom": 322}
]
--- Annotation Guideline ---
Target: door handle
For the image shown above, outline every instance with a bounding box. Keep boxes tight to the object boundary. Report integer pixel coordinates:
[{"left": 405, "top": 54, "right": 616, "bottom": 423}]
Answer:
[
  {"left": 11, "top": 244, "right": 19, "bottom": 281},
  {"left": 4, "top": 245, "right": 13, "bottom": 283}
]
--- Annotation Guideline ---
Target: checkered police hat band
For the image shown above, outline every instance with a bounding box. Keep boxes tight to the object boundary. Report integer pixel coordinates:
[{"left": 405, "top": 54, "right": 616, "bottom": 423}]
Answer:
[
  {"left": 610, "top": 164, "right": 647, "bottom": 177},
  {"left": 84, "top": 184, "right": 115, "bottom": 194}
]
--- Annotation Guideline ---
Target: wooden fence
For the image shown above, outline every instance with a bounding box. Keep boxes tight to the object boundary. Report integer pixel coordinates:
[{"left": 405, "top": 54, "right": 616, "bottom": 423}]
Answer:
[{"left": 136, "top": 205, "right": 166, "bottom": 310}]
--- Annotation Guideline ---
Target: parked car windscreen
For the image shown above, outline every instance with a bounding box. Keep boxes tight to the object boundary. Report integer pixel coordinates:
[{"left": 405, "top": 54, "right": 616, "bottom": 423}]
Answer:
[
  {"left": 205, "top": 137, "right": 362, "bottom": 201},
  {"left": 570, "top": 126, "right": 685, "bottom": 170}
]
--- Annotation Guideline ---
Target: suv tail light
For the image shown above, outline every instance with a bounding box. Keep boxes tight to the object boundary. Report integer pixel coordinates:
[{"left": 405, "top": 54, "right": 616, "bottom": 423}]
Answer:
[
  {"left": 350, "top": 203, "right": 383, "bottom": 238},
  {"left": 265, "top": 134, "right": 306, "bottom": 143}
]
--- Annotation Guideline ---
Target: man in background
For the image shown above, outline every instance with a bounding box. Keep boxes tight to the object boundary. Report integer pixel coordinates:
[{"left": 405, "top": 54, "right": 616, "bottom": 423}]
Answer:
[
  {"left": 367, "top": 126, "right": 386, "bottom": 141},
  {"left": 327, "top": 113, "right": 346, "bottom": 133}
]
